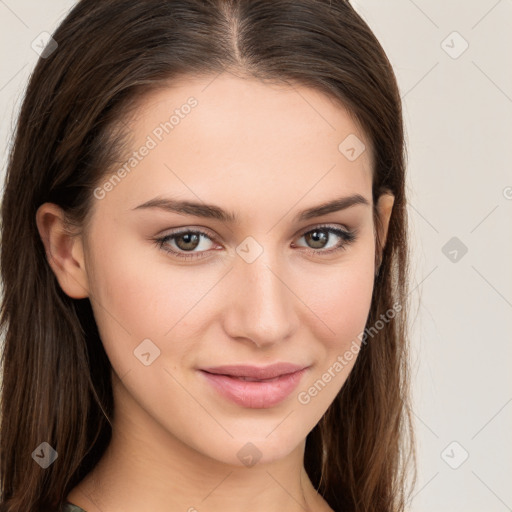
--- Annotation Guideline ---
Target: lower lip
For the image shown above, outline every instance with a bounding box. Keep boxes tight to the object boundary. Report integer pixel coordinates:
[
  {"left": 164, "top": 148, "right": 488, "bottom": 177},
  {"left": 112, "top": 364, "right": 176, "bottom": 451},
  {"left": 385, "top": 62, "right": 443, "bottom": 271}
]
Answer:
[{"left": 199, "top": 368, "right": 308, "bottom": 409}]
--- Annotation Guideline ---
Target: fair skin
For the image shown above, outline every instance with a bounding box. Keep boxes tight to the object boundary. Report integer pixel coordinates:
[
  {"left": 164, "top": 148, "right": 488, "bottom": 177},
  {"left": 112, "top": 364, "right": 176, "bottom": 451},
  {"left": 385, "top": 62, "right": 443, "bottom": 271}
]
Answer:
[{"left": 36, "top": 72, "right": 394, "bottom": 512}]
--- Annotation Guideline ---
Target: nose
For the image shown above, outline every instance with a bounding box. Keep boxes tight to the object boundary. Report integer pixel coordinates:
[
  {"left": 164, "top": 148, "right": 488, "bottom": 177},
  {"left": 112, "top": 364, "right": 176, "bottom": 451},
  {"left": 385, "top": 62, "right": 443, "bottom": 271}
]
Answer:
[{"left": 222, "top": 249, "right": 299, "bottom": 349}]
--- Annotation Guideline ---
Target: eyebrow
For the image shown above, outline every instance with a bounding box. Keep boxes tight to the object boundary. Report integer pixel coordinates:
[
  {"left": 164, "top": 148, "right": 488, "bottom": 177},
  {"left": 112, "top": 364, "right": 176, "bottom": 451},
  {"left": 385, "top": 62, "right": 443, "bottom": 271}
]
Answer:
[{"left": 132, "top": 193, "right": 370, "bottom": 223}]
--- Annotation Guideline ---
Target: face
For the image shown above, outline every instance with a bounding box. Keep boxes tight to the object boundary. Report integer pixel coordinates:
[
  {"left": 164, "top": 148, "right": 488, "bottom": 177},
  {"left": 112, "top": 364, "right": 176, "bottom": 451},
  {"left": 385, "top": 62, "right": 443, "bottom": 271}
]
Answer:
[{"left": 38, "top": 72, "right": 394, "bottom": 469}]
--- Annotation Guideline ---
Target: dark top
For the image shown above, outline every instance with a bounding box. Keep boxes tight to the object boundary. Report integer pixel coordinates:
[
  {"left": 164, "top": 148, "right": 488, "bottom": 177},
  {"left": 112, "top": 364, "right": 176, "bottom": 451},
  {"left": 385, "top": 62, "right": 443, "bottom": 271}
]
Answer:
[{"left": 61, "top": 502, "right": 87, "bottom": 512}]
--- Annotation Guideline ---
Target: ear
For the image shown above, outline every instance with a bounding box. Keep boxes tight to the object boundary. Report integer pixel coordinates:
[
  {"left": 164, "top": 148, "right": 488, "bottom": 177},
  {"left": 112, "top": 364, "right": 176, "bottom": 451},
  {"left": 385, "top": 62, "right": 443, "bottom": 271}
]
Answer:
[
  {"left": 35, "top": 203, "right": 89, "bottom": 299},
  {"left": 374, "top": 191, "right": 395, "bottom": 271}
]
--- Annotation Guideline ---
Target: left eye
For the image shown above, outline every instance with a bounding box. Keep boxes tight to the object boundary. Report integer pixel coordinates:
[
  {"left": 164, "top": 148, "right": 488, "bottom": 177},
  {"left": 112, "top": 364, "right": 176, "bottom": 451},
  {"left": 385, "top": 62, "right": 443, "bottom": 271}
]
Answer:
[{"left": 154, "top": 225, "right": 357, "bottom": 261}]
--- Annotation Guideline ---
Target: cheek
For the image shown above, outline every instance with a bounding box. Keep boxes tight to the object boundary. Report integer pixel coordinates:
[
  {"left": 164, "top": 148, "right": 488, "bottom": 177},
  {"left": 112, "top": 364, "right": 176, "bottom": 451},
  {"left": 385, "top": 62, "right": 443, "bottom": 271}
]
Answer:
[
  {"left": 292, "top": 255, "right": 375, "bottom": 411},
  {"left": 86, "top": 222, "right": 182, "bottom": 326},
  {"left": 324, "top": 272, "right": 373, "bottom": 341},
  {"left": 297, "top": 252, "right": 375, "bottom": 353},
  {"left": 83, "top": 229, "right": 176, "bottom": 366},
  {"left": 84, "top": 227, "right": 220, "bottom": 373}
]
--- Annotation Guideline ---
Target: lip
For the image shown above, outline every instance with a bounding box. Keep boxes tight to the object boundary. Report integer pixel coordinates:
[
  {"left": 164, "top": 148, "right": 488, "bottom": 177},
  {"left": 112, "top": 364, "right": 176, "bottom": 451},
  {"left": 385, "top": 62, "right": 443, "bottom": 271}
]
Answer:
[{"left": 198, "top": 363, "right": 310, "bottom": 409}]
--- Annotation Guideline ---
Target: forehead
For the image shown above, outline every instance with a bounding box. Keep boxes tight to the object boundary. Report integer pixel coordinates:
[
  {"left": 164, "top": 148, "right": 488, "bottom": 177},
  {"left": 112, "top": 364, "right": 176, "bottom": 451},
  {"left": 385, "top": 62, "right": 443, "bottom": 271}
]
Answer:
[{"left": 99, "top": 72, "right": 374, "bottom": 218}]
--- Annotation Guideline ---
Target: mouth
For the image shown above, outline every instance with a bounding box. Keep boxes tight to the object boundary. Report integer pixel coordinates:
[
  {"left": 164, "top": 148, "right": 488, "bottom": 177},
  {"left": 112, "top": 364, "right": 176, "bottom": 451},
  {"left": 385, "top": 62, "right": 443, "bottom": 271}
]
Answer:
[
  {"left": 199, "top": 362, "right": 308, "bottom": 380},
  {"left": 198, "top": 364, "right": 310, "bottom": 409},
  {"left": 211, "top": 374, "right": 284, "bottom": 382}
]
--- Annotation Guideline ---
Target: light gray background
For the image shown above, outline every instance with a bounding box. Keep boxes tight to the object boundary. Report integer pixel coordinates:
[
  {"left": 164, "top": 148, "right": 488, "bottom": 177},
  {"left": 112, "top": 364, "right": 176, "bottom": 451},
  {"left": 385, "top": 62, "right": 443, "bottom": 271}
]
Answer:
[{"left": 1, "top": 1, "right": 511, "bottom": 511}]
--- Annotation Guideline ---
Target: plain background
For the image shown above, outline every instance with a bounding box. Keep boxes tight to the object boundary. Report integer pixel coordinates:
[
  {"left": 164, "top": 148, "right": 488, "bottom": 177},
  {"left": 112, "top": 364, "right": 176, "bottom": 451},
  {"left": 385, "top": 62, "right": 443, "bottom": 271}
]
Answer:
[{"left": 0, "top": 1, "right": 511, "bottom": 510}]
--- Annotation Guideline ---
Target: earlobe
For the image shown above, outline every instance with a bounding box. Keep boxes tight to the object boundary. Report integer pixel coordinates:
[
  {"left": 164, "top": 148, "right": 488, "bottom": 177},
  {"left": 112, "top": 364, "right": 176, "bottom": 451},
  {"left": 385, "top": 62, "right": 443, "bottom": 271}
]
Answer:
[
  {"left": 375, "top": 191, "right": 395, "bottom": 271},
  {"left": 35, "top": 203, "right": 89, "bottom": 299}
]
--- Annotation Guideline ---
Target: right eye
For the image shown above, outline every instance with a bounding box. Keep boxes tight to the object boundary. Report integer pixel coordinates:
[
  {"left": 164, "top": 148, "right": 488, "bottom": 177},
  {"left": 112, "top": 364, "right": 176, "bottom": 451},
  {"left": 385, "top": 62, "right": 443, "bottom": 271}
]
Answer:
[{"left": 154, "top": 228, "right": 218, "bottom": 260}]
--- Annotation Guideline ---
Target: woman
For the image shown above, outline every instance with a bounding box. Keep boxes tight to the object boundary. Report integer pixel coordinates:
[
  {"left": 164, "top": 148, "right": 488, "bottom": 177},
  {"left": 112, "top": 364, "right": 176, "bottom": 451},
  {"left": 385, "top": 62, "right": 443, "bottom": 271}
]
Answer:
[{"left": 0, "top": 1, "right": 415, "bottom": 511}]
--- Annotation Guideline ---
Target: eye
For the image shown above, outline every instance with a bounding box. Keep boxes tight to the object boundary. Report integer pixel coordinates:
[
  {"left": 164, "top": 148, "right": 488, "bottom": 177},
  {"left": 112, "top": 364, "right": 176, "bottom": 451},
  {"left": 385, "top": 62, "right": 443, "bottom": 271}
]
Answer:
[
  {"left": 292, "top": 225, "right": 357, "bottom": 256},
  {"left": 154, "top": 228, "right": 217, "bottom": 260},
  {"left": 154, "top": 224, "right": 358, "bottom": 260}
]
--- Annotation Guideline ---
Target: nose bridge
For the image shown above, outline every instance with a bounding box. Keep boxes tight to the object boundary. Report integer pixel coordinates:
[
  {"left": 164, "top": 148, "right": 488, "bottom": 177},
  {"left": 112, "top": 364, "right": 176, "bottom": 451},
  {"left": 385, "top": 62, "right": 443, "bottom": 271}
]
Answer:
[{"left": 223, "top": 241, "right": 298, "bottom": 346}]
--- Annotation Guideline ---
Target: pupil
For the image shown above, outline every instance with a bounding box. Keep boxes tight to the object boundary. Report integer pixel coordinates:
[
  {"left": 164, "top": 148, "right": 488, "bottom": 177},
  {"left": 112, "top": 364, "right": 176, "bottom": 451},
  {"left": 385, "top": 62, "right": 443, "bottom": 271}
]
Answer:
[
  {"left": 177, "top": 233, "right": 199, "bottom": 250},
  {"left": 307, "top": 230, "right": 327, "bottom": 249}
]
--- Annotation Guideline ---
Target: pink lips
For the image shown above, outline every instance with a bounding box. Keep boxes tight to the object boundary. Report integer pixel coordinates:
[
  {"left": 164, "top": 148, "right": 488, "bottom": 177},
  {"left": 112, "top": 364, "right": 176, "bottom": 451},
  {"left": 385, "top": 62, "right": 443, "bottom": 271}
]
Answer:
[{"left": 198, "top": 363, "right": 309, "bottom": 409}]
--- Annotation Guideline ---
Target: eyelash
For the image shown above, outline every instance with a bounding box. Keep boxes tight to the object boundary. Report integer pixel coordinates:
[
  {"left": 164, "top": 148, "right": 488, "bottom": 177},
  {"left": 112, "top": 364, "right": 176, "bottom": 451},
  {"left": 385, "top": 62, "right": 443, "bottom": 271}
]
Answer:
[{"left": 154, "top": 224, "right": 358, "bottom": 261}]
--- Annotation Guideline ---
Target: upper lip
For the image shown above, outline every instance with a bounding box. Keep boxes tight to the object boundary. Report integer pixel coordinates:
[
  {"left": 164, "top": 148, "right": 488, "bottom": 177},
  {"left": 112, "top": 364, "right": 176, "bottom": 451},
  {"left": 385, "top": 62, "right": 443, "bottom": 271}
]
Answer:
[{"left": 200, "top": 362, "right": 308, "bottom": 380}]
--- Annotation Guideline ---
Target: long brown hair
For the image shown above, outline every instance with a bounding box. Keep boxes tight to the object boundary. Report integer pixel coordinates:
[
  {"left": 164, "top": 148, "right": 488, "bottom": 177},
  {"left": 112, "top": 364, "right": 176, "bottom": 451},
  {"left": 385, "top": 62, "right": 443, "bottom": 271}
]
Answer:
[{"left": 0, "top": 1, "right": 415, "bottom": 510}]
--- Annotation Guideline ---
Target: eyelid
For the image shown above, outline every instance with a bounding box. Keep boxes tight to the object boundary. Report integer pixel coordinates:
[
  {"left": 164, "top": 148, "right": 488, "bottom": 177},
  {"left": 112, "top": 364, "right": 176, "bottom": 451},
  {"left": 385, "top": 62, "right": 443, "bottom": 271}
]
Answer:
[
  {"left": 292, "top": 221, "right": 352, "bottom": 238},
  {"left": 155, "top": 225, "right": 217, "bottom": 239}
]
